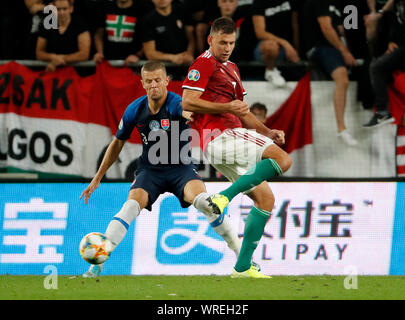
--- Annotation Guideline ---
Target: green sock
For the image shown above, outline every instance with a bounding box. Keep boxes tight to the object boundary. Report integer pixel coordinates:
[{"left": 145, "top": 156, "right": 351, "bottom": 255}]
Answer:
[
  {"left": 220, "top": 158, "right": 282, "bottom": 202},
  {"left": 235, "top": 206, "right": 271, "bottom": 272}
]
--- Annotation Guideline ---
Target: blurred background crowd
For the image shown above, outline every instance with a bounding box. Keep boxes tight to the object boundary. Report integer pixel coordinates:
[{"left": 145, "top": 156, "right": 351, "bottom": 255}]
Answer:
[
  {"left": 1, "top": 0, "right": 404, "bottom": 140},
  {"left": 1, "top": 0, "right": 402, "bottom": 66}
]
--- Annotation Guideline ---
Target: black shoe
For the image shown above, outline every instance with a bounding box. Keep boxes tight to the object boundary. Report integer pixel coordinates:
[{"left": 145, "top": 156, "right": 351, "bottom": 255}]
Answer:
[{"left": 363, "top": 113, "right": 395, "bottom": 128}]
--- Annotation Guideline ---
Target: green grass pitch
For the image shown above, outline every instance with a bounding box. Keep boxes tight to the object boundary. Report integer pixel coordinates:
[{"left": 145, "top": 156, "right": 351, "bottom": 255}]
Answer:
[{"left": 1, "top": 275, "right": 405, "bottom": 300}]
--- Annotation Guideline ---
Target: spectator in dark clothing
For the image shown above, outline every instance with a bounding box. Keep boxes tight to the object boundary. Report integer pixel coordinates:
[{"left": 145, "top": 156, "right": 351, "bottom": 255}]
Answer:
[
  {"left": 142, "top": 0, "right": 195, "bottom": 65},
  {"left": 252, "top": 0, "right": 300, "bottom": 87},
  {"left": 93, "top": 0, "right": 152, "bottom": 65},
  {"left": 303, "top": 0, "right": 358, "bottom": 146},
  {"left": 363, "top": 0, "right": 405, "bottom": 128},
  {"left": 199, "top": 0, "right": 258, "bottom": 62},
  {"left": 36, "top": 0, "right": 91, "bottom": 71},
  {"left": 193, "top": 0, "right": 220, "bottom": 55},
  {"left": 183, "top": 0, "right": 207, "bottom": 24},
  {"left": 24, "top": 0, "right": 53, "bottom": 59}
]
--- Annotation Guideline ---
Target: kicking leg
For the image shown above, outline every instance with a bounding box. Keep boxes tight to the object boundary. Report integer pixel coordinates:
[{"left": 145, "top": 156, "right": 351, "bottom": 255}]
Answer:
[
  {"left": 183, "top": 179, "right": 241, "bottom": 257},
  {"left": 83, "top": 188, "right": 147, "bottom": 278},
  {"left": 216, "top": 143, "right": 291, "bottom": 206}
]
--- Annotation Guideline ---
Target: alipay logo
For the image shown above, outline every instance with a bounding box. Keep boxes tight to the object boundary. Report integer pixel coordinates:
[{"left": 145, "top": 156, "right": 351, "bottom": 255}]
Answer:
[{"left": 156, "top": 196, "right": 224, "bottom": 264}]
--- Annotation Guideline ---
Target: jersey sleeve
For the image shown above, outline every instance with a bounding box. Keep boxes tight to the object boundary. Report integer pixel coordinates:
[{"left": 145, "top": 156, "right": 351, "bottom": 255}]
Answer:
[
  {"left": 182, "top": 55, "right": 216, "bottom": 93},
  {"left": 251, "top": 0, "right": 265, "bottom": 16},
  {"left": 315, "top": 0, "right": 332, "bottom": 18},
  {"left": 115, "top": 100, "right": 140, "bottom": 140}
]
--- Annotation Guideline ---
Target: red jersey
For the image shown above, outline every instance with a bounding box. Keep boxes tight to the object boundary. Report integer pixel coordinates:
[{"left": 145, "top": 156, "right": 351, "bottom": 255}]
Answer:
[{"left": 182, "top": 50, "right": 247, "bottom": 150}]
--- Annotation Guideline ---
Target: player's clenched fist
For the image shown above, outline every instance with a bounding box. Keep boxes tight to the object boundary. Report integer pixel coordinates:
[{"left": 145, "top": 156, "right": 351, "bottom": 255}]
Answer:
[
  {"left": 228, "top": 100, "right": 249, "bottom": 117},
  {"left": 268, "top": 129, "right": 285, "bottom": 145}
]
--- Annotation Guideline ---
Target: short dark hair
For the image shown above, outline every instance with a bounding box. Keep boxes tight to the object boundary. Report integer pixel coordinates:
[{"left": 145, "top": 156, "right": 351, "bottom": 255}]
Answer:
[
  {"left": 250, "top": 102, "right": 267, "bottom": 113},
  {"left": 210, "top": 17, "right": 236, "bottom": 35},
  {"left": 141, "top": 61, "right": 167, "bottom": 75}
]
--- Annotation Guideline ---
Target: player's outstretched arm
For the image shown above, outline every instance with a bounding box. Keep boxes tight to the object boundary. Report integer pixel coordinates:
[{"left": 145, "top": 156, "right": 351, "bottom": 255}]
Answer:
[{"left": 80, "top": 137, "right": 126, "bottom": 204}]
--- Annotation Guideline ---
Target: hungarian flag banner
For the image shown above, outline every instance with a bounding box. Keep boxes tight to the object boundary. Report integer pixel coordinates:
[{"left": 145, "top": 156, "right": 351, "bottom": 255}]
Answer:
[
  {"left": 0, "top": 61, "right": 182, "bottom": 179},
  {"left": 2, "top": 62, "right": 401, "bottom": 178},
  {"left": 264, "top": 72, "right": 315, "bottom": 176}
]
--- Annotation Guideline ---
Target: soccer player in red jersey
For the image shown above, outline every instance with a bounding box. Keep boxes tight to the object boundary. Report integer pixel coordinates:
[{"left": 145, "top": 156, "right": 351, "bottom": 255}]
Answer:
[{"left": 182, "top": 17, "right": 292, "bottom": 278}]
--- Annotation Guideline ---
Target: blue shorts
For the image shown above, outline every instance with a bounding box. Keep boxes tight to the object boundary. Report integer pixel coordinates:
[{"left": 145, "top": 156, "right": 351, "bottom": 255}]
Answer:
[
  {"left": 253, "top": 40, "right": 286, "bottom": 63},
  {"left": 307, "top": 46, "right": 345, "bottom": 75},
  {"left": 130, "top": 164, "right": 202, "bottom": 211}
]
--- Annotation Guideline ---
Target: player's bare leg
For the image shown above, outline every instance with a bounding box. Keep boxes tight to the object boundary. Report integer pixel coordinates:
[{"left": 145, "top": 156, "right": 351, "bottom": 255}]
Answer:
[
  {"left": 260, "top": 40, "right": 287, "bottom": 87},
  {"left": 331, "top": 67, "right": 357, "bottom": 146},
  {"left": 83, "top": 188, "right": 147, "bottom": 278},
  {"left": 184, "top": 179, "right": 242, "bottom": 258}
]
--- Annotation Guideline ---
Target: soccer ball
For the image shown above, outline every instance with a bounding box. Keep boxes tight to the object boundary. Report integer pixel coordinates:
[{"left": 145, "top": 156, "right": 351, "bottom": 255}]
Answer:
[{"left": 79, "top": 232, "right": 113, "bottom": 265}]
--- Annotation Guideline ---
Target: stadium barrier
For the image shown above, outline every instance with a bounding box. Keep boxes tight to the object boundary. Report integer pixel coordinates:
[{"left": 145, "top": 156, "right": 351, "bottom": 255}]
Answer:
[{"left": 0, "top": 181, "right": 404, "bottom": 276}]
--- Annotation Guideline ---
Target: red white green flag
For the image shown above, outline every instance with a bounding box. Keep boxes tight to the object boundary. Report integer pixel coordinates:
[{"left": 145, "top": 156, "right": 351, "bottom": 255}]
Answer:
[{"left": 106, "top": 14, "right": 136, "bottom": 42}]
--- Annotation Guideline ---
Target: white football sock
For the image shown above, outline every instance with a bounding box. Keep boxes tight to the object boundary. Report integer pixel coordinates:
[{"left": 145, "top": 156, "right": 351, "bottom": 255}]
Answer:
[
  {"left": 193, "top": 192, "right": 241, "bottom": 257},
  {"left": 212, "top": 216, "right": 241, "bottom": 257},
  {"left": 105, "top": 199, "right": 141, "bottom": 251}
]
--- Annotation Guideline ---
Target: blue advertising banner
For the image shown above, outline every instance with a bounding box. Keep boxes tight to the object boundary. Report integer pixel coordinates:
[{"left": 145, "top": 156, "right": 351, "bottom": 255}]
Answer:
[
  {"left": 0, "top": 183, "right": 134, "bottom": 275},
  {"left": 389, "top": 182, "right": 405, "bottom": 275},
  {"left": 0, "top": 182, "right": 402, "bottom": 275}
]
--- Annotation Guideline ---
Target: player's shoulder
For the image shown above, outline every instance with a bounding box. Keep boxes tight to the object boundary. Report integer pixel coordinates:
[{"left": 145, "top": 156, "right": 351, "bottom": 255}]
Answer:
[
  {"left": 225, "top": 59, "right": 241, "bottom": 73},
  {"left": 192, "top": 50, "right": 217, "bottom": 67},
  {"left": 166, "top": 91, "right": 182, "bottom": 115},
  {"left": 125, "top": 95, "right": 147, "bottom": 115},
  {"left": 167, "top": 91, "right": 182, "bottom": 103},
  {"left": 226, "top": 59, "right": 239, "bottom": 69},
  {"left": 186, "top": 51, "right": 218, "bottom": 81}
]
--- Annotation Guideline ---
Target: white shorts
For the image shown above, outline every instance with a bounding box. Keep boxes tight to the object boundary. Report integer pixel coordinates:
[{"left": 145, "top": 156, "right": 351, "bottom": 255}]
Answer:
[{"left": 205, "top": 128, "right": 274, "bottom": 187}]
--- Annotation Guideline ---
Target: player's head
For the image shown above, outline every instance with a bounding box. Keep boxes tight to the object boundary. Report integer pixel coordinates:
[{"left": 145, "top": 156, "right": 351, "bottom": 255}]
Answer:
[
  {"left": 141, "top": 61, "right": 169, "bottom": 101},
  {"left": 250, "top": 102, "right": 267, "bottom": 123},
  {"left": 208, "top": 17, "right": 236, "bottom": 63}
]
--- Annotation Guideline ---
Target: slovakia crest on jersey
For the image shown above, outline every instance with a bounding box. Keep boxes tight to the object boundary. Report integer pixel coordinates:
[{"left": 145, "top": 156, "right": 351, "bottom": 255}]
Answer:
[
  {"left": 161, "top": 119, "right": 170, "bottom": 130},
  {"left": 187, "top": 69, "right": 200, "bottom": 81}
]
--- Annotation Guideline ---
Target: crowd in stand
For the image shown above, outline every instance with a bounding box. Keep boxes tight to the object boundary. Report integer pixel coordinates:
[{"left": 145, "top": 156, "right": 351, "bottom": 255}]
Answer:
[{"left": 1, "top": 0, "right": 404, "bottom": 143}]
